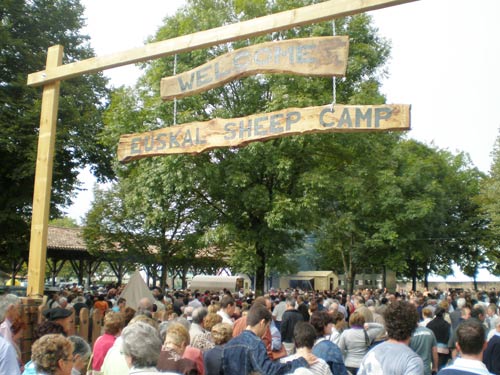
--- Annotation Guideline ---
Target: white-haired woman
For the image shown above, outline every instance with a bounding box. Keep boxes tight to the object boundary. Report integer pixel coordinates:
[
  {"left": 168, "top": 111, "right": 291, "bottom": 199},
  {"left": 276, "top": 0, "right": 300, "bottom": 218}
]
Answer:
[{"left": 121, "top": 321, "right": 177, "bottom": 375}]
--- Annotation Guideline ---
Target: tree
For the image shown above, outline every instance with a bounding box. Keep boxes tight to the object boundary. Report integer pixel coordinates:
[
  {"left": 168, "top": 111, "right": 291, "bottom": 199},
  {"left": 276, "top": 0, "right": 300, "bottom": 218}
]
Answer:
[{"left": 0, "top": 0, "right": 112, "bottom": 264}]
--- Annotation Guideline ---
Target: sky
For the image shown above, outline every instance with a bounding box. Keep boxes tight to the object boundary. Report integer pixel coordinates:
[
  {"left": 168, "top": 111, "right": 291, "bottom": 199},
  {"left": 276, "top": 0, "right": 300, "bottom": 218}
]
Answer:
[{"left": 69, "top": 0, "right": 500, "bottom": 281}]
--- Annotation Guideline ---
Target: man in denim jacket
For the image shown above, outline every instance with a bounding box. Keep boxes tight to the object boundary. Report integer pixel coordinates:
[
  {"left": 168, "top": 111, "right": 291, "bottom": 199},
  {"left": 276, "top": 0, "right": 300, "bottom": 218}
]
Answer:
[{"left": 222, "top": 303, "right": 316, "bottom": 374}]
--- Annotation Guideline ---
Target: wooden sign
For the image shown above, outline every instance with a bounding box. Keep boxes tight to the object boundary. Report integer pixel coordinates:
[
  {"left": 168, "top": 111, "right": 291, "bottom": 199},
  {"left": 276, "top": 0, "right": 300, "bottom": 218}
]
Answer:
[
  {"left": 160, "top": 36, "right": 349, "bottom": 100},
  {"left": 118, "top": 104, "right": 410, "bottom": 162}
]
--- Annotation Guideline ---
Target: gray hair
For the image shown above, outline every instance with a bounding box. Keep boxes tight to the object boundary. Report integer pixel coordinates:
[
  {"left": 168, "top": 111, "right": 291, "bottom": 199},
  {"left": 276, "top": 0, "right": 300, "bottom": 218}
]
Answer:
[
  {"left": 0, "top": 294, "right": 19, "bottom": 322},
  {"left": 191, "top": 307, "right": 208, "bottom": 324},
  {"left": 457, "top": 298, "right": 466, "bottom": 309},
  {"left": 68, "top": 336, "right": 91, "bottom": 361},
  {"left": 122, "top": 322, "right": 162, "bottom": 368}
]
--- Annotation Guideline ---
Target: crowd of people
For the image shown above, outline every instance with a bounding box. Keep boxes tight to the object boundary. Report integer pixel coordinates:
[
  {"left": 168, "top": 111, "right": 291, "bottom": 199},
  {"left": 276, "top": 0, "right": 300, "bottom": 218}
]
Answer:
[{"left": 0, "top": 284, "right": 500, "bottom": 374}]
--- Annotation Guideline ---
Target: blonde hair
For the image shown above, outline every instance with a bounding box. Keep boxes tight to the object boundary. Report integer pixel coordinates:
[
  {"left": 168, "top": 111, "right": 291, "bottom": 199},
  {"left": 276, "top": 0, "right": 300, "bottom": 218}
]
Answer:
[
  {"left": 211, "top": 323, "right": 233, "bottom": 345},
  {"left": 165, "top": 322, "right": 190, "bottom": 348},
  {"left": 32, "top": 334, "right": 73, "bottom": 374},
  {"left": 204, "top": 313, "right": 222, "bottom": 332},
  {"left": 104, "top": 312, "right": 125, "bottom": 335}
]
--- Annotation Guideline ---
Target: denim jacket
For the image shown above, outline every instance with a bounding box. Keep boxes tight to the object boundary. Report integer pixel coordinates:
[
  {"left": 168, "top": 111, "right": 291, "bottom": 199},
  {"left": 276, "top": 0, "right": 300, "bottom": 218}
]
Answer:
[
  {"left": 312, "top": 338, "right": 348, "bottom": 375},
  {"left": 222, "top": 330, "right": 308, "bottom": 375}
]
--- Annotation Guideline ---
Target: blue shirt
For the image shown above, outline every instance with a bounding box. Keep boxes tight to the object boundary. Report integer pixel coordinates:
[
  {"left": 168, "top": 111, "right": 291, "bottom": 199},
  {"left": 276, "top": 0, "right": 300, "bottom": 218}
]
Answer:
[
  {"left": 312, "top": 338, "right": 348, "bottom": 375},
  {"left": 222, "top": 329, "right": 308, "bottom": 375}
]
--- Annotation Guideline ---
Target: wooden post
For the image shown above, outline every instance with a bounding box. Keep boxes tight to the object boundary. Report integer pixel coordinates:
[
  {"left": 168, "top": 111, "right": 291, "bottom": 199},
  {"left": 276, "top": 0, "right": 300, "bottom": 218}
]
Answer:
[{"left": 26, "top": 45, "right": 63, "bottom": 297}]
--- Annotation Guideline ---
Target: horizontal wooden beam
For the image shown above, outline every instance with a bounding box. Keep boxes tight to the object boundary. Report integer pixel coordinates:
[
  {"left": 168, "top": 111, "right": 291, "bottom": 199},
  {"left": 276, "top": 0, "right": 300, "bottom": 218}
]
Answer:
[{"left": 27, "top": 0, "right": 418, "bottom": 87}]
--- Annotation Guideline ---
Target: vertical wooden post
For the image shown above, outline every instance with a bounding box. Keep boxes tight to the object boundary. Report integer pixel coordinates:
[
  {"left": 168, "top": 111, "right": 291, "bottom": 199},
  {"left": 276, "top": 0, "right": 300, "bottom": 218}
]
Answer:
[{"left": 26, "top": 45, "right": 64, "bottom": 297}]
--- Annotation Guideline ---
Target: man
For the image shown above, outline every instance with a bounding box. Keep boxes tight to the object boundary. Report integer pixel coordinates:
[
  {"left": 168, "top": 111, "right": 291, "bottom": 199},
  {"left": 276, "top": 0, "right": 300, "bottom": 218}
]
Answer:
[
  {"left": 281, "top": 322, "right": 332, "bottom": 375},
  {"left": 190, "top": 306, "right": 208, "bottom": 345},
  {"left": 188, "top": 292, "right": 203, "bottom": 309},
  {"left": 222, "top": 303, "right": 316, "bottom": 374},
  {"left": 297, "top": 295, "right": 310, "bottom": 322},
  {"left": 450, "top": 298, "right": 466, "bottom": 331},
  {"left": 410, "top": 325, "right": 439, "bottom": 375},
  {"left": 273, "top": 294, "right": 288, "bottom": 330},
  {"left": 218, "top": 295, "right": 235, "bottom": 326},
  {"left": 0, "top": 295, "right": 20, "bottom": 374},
  {"left": 358, "top": 300, "right": 424, "bottom": 375},
  {"left": 280, "top": 296, "right": 304, "bottom": 355},
  {"left": 438, "top": 319, "right": 493, "bottom": 375},
  {"left": 483, "top": 320, "right": 500, "bottom": 374}
]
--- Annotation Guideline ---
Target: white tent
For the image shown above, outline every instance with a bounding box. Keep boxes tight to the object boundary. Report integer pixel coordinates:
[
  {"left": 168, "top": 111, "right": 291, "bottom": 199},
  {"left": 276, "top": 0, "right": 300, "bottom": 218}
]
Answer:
[{"left": 118, "top": 270, "right": 155, "bottom": 310}]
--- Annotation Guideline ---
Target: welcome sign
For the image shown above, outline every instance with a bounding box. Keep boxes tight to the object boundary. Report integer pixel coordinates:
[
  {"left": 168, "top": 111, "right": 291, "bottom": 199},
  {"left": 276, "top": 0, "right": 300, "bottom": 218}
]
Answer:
[{"left": 160, "top": 36, "right": 349, "bottom": 100}]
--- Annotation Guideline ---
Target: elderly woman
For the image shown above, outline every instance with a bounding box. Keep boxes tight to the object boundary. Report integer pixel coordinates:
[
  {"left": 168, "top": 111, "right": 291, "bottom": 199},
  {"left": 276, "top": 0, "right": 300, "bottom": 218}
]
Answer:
[
  {"left": 121, "top": 321, "right": 169, "bottom": 375},
  {"left": 157, "top": 322, "right": 199, "bottom": 375},
  {"left": 203, "top": 323, "right": 233, "bottom": 375},
  {"left": 31, "top": 334, "right": 73, "bottom": 375},
  {"left": 68, "top": 336, "right": 91, "bottom": 375},
  {"left": 191, "top": 313, "right": 223, "bottom": 352},
  {"left": 92, "top": 312, "right": 125, "bottom": 373}
]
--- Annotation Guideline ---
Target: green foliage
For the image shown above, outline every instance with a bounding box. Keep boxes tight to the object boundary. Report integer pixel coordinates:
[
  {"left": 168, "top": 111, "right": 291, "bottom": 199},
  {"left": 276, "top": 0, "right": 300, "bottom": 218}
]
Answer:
[{"left": 0, "top": 0, "right": 111, "bottom": 260}]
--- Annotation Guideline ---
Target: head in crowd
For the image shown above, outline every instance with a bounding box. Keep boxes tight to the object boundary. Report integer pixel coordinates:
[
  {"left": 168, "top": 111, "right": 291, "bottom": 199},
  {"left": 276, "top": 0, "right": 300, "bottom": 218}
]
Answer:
[
  {"left": 349, "top": 311, "right": 365, "bottom": 327},
  {"left": 383, "top": 300, "right": 418, "bottom": 341},
  {"left": 204, "top": 313, "right": 223, "bottom": 332},
  {"left": 247, "top": 303, "right": 272, "bottom": 327},
  {"left": 456, "top": 297, "right": 466, "bottom": 309},
  {"left": 122, "top": 307, "right": 137, "bottom": 326},
  {"left": 471, "top": 305, "right": 485, "bottom": 321},
  {"left": 422, "top": 307, "right": 433, "bottom": 320},
  {"left": 68, "top": 335, "right": 91, "bottom": 374},
  {"left": 122, "top": 321, "right": 162, "bottom": 369},
  {"left": 434, "top": 306, "right": 446, "bottom": 319},
  {"left": 0, "top": 294, "right": 20, "bottom": 323},
  {"left": 293, "top": 322, "right": 316, "bottom": 350},
  {"left": 43, "top": 307, "right": 74, "bottom": 335},
  {"left": 211, "top": 322, "right": 233, "bottom": 345},
  {"left": 286, "top": 296, "right": 296, "bottom": 309},
  {"left": 34, "top": 321, "right": 67, "bottom": 341},
  {"left": 456, "top": 319, "right": 486, "bottom": 355},
  {"left": 137, "top": 297, "right": 154, "bottom": 313},
  {"left": 31, "top": 334, "right": 74, "bottom": 375},
  {"left": 164, "top": 322, "right": 190, "bottom": 354},
  {"left": 310, "top": 311, "right": 334, "bottom": 338},
  {"left": 103, "top": 311, "right": 125, "bottom": 335},
  {"left": 220, "top": 295, "right": 235, "bottom": 311}
]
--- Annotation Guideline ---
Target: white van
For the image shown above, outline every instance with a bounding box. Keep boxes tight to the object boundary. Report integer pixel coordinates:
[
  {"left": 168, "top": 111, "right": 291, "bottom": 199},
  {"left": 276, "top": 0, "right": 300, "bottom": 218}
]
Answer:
[{"left": 188, "top": 275, "right": 251, "bottom": 293}]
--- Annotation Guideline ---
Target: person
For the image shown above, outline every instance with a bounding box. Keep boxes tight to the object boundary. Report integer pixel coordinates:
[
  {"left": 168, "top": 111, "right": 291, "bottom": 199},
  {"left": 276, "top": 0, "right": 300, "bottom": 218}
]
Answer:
[
  {"left": 297, "top": 295, "right": 310, "bottom": 322},
  {"left": 337, "top": 311, "right": 385, "bottom": 375},
  {"left": 438, "top": 319, "right": 493, "bottom": 375},
  {"left": 91, "top": 311, "right": 124, "bottom": 372},
  {"left": 31, "top": 334, "right": 73, "bottom": 375},
  {"left": 203, "top": 323, "right": 233, "bottom": 375},
  {"left": 329, "top": 311, "right": 346, "bottom": 346},
  {"left": 273, "top": 295, "right": 287, "bottom": 330},
  {"left": 121, "top": 321, "right": 172, "bottom": 375},
  {"left": 190, "top": 307, "right": 209, "bottom": 345},
  {"left": 222, "top": 303, "right": 315, "bottom": 374},
  {"left": 280, "top": 296, "right": 304, "bottom": 355},
  {"left": 192, "top": 313, "right": 222, "bottom": 352},
  {"left": 68, "top": 336, "right": 91, "bottom": 375},
  {"left": 43, "top": 307, "right": 74, "bottom": 335},
  {"left": 483, "top": 320, "right": 500, "bottom": 374},
  {"left": 310, "top": 311, "right": 348, "bottom": 375},
  {"left": 358, "top": 300, "right": 424, "bottom": 375},
  {"left": 0, "top": 294, "right": 20, "bottom": 347},
  {"left": 157, "top": 321, "right": 199, "bottom": 375},
  {"left": 112, "top": 298, "right": 126, "bottom": 313},
  {"left": 217, "top": 295, "right": 235, "bottom": 327},
  {"left": 427, "top": 307, "right": 452, "bottom": 370},
  {"left": 281, "top": 322, "right": 332, "bottom": 375},
  {"left": 410, "top": 325, "right": 438, "bottom": 375}
]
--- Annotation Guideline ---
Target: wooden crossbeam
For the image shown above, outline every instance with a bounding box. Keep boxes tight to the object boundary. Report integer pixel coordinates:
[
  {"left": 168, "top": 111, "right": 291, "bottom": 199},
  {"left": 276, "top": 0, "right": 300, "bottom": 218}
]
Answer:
[{"left": 27, "top": 0, "right": 417, "bottom": 87}]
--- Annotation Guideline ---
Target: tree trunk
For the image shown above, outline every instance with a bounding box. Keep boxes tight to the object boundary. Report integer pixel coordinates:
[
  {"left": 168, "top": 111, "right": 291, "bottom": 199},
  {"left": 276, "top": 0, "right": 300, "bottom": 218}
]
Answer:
[{"left": 255, "top": 242, "right": 266, "bottom": 296}]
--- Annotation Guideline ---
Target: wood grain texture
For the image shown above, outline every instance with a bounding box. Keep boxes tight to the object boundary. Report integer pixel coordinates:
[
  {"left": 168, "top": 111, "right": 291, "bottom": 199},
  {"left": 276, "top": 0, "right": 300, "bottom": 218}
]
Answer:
[
  {"left": 118, "top": 104, "right": 410, "bottom": 162},
  {"left": 160, "top": 36, "right": 349, "bottom": 100},
  {"left": 27, "top": 0, "right": 418, "bottom": 87}
]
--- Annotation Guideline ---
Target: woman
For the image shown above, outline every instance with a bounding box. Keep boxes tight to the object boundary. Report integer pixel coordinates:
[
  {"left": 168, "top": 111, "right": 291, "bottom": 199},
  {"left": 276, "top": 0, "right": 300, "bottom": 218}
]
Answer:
[
  {"left": 310, "top": 311, "right": 348, "bottom": 375},
  {"left": 337, "top": 311, "right": 385, "bottom": 375},
  {"left": 191, "top": 313, "right": 223, "bottom": 352},
  {"left": 91, "top": 312, "right": 125, "bottom": 372},
  {"left": 68, "top": 336, "right": 91, "bottom": 375},
  {"left": 157, "top": 322, "right": 199, "bottom": 375},
  {"left": 31, "top": 334, "right": 73, "bottom": 375},
  {"left": 121, "top": 321, "right": 173, "bottom": 375},
  {"left": 426, "top": 307, "right": 451, "bottom": 370},
  {"left": 203, "top": 323, "right": 233, "bottom": 375}
]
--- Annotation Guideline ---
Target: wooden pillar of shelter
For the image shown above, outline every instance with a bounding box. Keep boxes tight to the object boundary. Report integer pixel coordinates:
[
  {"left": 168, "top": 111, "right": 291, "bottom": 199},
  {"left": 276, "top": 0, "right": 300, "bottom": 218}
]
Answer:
[{"left": 26, "top": 45, "right": 63, "bottom": 297}]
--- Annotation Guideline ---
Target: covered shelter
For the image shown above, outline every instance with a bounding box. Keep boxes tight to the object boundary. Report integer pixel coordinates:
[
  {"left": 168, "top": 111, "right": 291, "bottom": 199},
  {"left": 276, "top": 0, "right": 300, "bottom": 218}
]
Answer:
[{"left": 280, "top": 270, "right": 338, "bottom": 291}]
